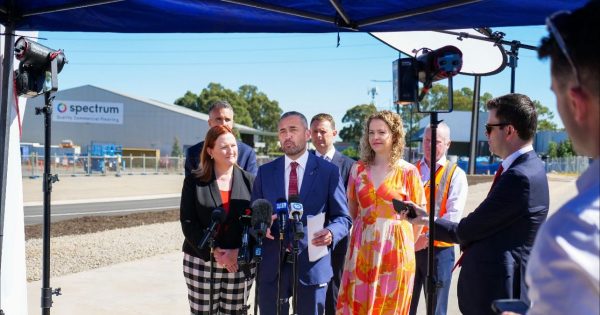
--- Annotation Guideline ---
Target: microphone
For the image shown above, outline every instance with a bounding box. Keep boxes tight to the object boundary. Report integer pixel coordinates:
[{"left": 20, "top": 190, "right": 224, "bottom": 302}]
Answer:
[
  {"left": 275, "top": 198, "right": 288, "bottom": 240},
  {"left": 251, "top": 199, "right": 273, "bottom": 240},
  {"left": 288, "top": 195, "right": 305, "bottom": 241},
  {"left": 198, "top": 207, "right": 226, "bottom": 250},
  {"left": 240, "top": 207, "right": 252, "bottom": 226},
  {"left": 238, "top": 208, "right": 253, "bottom": 267},
  {"left": 288, "top": 195, "right": 304, "bottom": 222},
  {"left": 250, "top": 199, "right": 273, "bottom": 261}
]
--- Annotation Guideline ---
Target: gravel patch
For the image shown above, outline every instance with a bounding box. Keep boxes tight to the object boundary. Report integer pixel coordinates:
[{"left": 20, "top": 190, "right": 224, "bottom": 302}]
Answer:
[{"left": 26, "top": 221, "right": 183, "bottom": 281}]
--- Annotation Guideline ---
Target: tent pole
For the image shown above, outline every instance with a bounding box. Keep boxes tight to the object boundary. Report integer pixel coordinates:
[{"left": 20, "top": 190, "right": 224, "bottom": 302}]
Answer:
[
  {"left": 0, "top": 21, "right": 16, "bottom": 315},
  {"left": 468, "top": 76, "right": 481, "bottom": 174}
]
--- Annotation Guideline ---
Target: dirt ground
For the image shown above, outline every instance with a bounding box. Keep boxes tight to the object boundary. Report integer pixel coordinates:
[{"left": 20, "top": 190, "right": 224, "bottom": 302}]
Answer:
[{"left": 24, "top": 209, "right": 179, "bottom": 240}]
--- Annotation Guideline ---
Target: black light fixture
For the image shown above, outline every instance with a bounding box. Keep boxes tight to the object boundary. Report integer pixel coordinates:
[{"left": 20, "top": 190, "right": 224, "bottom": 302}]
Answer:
[{"left": 14, "top": 36, "right": 67, "bottom": 97}]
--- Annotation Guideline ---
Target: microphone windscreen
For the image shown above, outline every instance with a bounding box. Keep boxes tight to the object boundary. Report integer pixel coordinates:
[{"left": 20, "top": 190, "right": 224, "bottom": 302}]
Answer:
[
  {"left": 251, "top": 199, "right": 273, "bottom": 227},
  {"left": 211, "top": 207, "right": 227, "bottom": 223},
  {"left": 288, "top": 194, "right": 300, "bottom": 204}
]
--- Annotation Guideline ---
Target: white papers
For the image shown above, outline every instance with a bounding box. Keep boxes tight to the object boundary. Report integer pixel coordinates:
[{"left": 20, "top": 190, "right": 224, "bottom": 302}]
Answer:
[{"left": 307, "top": 212, "right": 328, "bottom": 262}]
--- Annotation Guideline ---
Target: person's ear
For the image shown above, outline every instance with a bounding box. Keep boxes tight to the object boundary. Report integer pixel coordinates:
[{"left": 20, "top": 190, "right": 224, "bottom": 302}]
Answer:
[
  {"left": 568, "top": 86, "right": 590, "bottom": 125},
  {"left": 332, "top": 129, "right": 338, "bottom": 137},
  {"left": 505, "top": 125, "right": 515, "bottom": 139}
]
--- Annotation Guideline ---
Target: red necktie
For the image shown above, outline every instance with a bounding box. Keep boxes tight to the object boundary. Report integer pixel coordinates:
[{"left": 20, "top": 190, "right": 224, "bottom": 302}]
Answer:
[
  {"left": 490, "top": 164, "right": 504, "bottom": 190},
  {"left": 454, "top": 163, "right": 506, "bottom": 272},
  {"left": 289, "top": 162, "right": 299, "bottom": 197}
]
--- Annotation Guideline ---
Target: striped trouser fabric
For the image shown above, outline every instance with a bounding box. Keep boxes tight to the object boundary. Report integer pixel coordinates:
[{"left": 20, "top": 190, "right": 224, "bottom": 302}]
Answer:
[{"left": 183, "top": 252, "right": 255, "bottom": 314}]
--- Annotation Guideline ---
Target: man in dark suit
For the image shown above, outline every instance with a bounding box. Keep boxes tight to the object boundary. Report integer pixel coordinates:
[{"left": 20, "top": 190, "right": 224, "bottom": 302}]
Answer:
[
  {"left": 309, "top": 113, "right": 354, "bottom": 315},
  {"left": 184, "top": 100, "right": 257, "bottom": 176},
  {"left": 252, "top": 111, "right": 352, "bottom": 315},
  {"left": 410, "top": 93, "right": 550, "bottom": 315}
]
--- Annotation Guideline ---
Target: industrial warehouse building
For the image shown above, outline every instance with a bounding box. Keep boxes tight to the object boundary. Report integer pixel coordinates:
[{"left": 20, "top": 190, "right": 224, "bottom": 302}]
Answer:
[{"left": 21, "top": 85, "right": 268, "bottom": 156}]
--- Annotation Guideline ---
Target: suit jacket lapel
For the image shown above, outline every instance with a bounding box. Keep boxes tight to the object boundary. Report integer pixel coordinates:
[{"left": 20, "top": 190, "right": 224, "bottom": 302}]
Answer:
[
  {"left": 300, "top": 154, "right": 318, "bottom": 201},
  {"left": 331, "top": 150, "right": 342, "bottom": 169},
  {"left": 231, "top": 166, "right": 253, "bottom": 200},
  {"left": 208, "top": 174, "right": 222, "bottom": 208},
  {"left": 274, "top": 157, "right": 286, "bottom": 199},
  {"left": 507, "top": 150, "right": 532, "bottom": 171}
]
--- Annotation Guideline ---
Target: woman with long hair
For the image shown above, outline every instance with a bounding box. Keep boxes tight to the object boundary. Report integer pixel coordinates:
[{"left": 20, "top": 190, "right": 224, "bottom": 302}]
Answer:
[
  {"left": 180, "top": 125, "right": 255, "bottom": 314},
  {"left": 337, "top": 110, "right": 426, "bottom": 315}
]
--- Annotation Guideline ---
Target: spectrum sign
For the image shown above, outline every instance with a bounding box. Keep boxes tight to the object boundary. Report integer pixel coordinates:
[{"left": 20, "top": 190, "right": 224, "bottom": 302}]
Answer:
[{"left": 52, "top": 100, "right": 124, "bottom": 125}]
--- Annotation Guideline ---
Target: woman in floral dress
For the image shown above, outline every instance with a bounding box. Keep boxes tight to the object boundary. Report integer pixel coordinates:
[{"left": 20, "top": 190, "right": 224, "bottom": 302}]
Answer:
[{"left": 337, "top": 110, "right": 426, "bottom": 315}]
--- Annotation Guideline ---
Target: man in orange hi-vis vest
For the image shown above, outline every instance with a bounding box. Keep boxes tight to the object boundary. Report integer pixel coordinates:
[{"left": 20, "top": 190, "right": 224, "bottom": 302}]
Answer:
[{"left": 409, "top": 122, "right": 468, "bottom": 315}]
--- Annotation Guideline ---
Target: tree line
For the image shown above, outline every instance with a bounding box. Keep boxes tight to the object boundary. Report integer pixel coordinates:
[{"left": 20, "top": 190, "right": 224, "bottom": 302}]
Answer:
[
  {"left": 172, "top": 82, "right": 559, "bottom": 157},
  {"left": 174, "top": 83, "right": 282, "bottom": 153}
]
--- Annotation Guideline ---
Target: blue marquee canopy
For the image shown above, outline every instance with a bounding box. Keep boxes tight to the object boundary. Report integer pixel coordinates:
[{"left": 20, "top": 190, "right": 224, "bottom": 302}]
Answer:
[{"left": 0, "top": 0, "right": 587, "bottom": 33}]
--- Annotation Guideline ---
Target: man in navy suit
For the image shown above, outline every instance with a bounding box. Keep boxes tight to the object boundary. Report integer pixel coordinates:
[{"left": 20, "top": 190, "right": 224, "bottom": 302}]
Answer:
[
  {"left": 309, "top": 113, "right": 355, "bottom": 315},
  {"left": 253, "top": 111, "right": 352, "bottom": 315},
  {"left": 184, "top": 100, "right": 257, "bottom": 176},
  {"left": 410, "top": 93, "right": 549, "bottom": 315}
]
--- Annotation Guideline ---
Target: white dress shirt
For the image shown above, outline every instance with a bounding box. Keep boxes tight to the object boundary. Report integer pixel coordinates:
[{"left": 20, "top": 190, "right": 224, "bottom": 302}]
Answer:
[
  {"left": 500, "top": 144, "right": 534, "bottom": 175},
  {"left": 526, "top": 159, "right": 600, "bottom": 315},
  {"left": 315, "top": 147, "right": 335, "bottom": 162},
  {"left": 418, "top": 155, "right": 468, "bottom": 223},
  {"left": 284, "top": 150, "right": 309, "bottom": 199}
]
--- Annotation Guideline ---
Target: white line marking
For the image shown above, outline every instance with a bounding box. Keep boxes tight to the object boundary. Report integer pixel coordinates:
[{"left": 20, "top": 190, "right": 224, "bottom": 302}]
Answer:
[{"left": 24, "top": 194, "right": 180, "bottom": 207}]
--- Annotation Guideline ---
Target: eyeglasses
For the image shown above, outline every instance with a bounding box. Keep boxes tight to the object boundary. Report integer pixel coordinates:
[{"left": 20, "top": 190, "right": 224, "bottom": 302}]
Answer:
[
  {"left": 546, "top": 11, "right": 581, "bottom": 87},
  {"left": 485, "top": 123, "right": 510, "bottom": 134}
]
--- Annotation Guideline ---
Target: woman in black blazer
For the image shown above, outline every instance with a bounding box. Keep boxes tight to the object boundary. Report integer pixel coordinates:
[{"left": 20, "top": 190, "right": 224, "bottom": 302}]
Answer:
[{"left": 180, "top": 125, "right": 255, "bottom": 314}]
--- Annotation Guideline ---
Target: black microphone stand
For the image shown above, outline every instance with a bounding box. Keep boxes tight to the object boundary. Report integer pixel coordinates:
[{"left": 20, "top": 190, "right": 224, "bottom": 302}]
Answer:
[
  {"left": 238, "top": 224, "right": 252, "bottom": 315},
  {"left": 290, "top": 221, "right": 303, "bottom": 315},
  {"left": 199, "top": 222, "right": 219, "bottom": 314},
  {"left": 209, "top": 237, "right": 216, "bottom": 314},
  {"left": 276, "top": 226, "right": 284, "bottom": 315},
  {"left": 253, "top": 236, "right": 264, "bottom": 315}
]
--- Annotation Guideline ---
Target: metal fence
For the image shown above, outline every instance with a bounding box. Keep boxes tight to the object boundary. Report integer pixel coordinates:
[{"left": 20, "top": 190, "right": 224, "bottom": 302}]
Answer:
[
  {"left": 22, "top": 154, "right": 589, "bottom": 177},
  {"left": 22, "top": 154, "right": 185, "bottom": 178},
  {"left": 544, "top": 156, "right": 590, "bottom": 174}
]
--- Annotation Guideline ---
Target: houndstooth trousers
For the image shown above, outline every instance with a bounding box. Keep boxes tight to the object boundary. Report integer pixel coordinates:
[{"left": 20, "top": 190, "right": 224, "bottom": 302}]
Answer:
[{"left": 183, "top": 253, "right": 255, "bottom": 314}]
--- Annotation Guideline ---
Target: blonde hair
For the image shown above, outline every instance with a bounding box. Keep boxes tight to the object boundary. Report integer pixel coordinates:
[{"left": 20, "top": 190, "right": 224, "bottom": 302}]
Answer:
[{"left": 359, "top": 110, "right": 405, "bottom": 166}]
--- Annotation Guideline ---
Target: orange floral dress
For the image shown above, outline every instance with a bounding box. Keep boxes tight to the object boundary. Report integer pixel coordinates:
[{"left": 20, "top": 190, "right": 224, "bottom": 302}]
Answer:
[{"left": 337, "top": 160, "right": 425, "bottom": 315}]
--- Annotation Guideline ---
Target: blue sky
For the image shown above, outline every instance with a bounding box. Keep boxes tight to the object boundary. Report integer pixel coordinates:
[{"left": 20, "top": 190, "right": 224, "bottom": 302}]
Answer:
[{"left": 36, "top": 26, "right": 558, "bottom": 131}]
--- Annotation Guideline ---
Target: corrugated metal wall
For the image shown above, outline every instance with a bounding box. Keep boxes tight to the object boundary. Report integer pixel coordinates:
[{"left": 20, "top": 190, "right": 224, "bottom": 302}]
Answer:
[{"left": 21, "top": 85, "right": 209, "bottom": 156}]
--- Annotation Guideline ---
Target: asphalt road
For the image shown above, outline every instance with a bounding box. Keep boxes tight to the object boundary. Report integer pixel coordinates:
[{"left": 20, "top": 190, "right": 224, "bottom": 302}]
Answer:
[{"left": 23, "top": 196, "right": 180, "bottom": 225}]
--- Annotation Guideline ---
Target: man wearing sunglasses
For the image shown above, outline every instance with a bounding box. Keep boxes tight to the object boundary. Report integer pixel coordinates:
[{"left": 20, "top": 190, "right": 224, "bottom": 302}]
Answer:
[
  {"left": 504, "top": 2, "right": 600, "bottom": 315},
  {"left": 408, "top": 93, "right": 550, "bottom": 315}
]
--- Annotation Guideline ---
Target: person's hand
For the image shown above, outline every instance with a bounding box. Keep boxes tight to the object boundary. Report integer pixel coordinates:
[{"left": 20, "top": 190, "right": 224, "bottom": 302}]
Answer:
[
  {"left": 402, "top": 201, "right": 429, "bottom": 225},
  {"left": 265, "top": 214, "right": 278, "bottom": 240},
  {"left": 312, "top": 228, "right": 333, "bottom": 246},
  {"left": 415, "top": 233, "right": 429, "bottom": 251},
  {"left": 215, "top": 248, "right": 239, "bottom": 273},
  {"left": 213, "top": 247, "right": 226, "bottom": 265}
]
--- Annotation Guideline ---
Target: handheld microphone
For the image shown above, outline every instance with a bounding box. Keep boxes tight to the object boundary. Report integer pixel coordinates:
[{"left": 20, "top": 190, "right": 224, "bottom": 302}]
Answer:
[
  {"left": 250, "top": 199, "right": 273, "bottom": 261},
  {"left": 275, "top": 198, "right": 288, "bottom": 240},
  {"left": 288, "top": 195, "right": 305, "bottom": 241},
  {"left": 251, "top": 199, "right": 273, "bottom": 240},
  {"left": 198, "top": 207, "right": 226, "bottom": 250}
]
